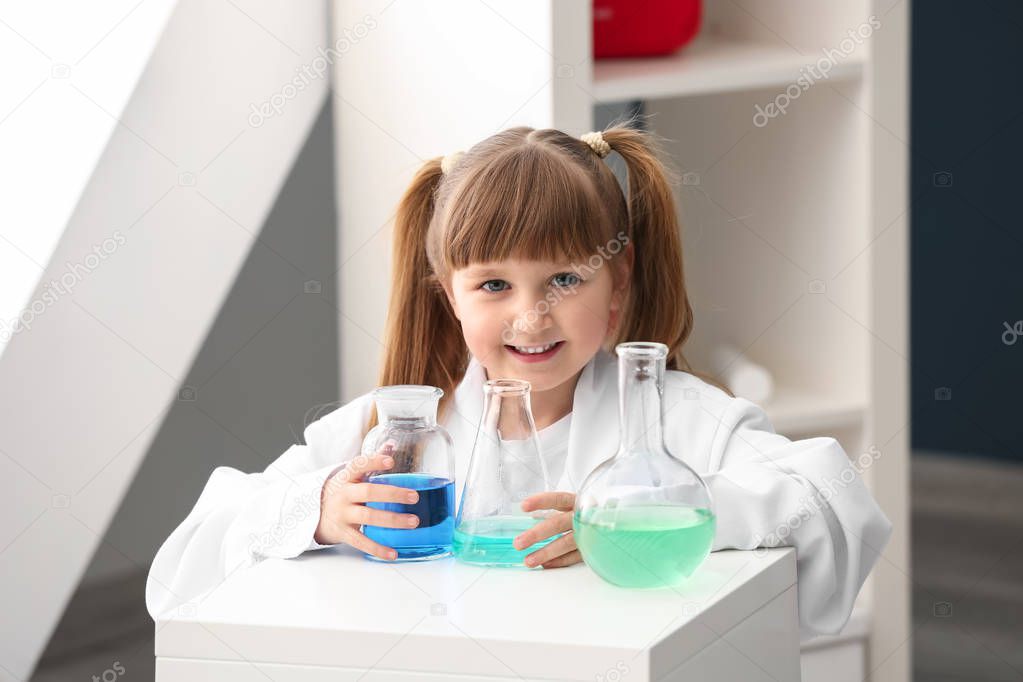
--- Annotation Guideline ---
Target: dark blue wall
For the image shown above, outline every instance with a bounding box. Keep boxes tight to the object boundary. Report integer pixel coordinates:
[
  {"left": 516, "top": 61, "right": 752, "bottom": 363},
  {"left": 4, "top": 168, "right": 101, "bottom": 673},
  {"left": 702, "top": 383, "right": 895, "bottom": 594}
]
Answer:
[{"left": 911, "top": 1, "right": 1023, "bottom": 461}]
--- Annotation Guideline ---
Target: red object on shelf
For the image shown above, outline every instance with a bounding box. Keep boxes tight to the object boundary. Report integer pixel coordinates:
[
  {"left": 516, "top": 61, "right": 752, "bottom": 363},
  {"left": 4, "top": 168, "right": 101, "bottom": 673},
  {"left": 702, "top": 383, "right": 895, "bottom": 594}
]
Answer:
[{"left": 593, "top": 0, "right": 702, "bottom": 59}]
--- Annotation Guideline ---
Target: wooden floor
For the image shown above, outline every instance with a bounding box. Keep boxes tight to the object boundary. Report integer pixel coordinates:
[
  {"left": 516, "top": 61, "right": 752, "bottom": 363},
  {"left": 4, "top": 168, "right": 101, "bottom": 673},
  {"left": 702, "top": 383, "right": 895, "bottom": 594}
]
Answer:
[
  {"left": 30, "top": 451, "right": 1023, "bottom": 681},
  {"left": 31, "top": 570, "right": 153, "bottom": 682},
  {"left": 910, "top": 451, "right": 1023, "bottom": 682}
]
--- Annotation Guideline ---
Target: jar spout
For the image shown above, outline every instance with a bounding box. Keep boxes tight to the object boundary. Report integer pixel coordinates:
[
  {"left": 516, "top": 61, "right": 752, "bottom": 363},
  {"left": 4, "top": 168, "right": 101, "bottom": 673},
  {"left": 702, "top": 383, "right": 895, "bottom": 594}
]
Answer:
[{"left": 372, "top": 385, "right": 442, "bottom": 425}]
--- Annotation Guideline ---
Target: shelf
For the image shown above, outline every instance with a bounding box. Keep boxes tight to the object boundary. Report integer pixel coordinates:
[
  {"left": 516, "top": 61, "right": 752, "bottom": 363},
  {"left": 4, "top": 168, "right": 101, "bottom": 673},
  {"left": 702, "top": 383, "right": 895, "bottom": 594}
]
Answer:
[
  {"left": 760, "top": 387, "right": 866, "bottom": 436},
  {"left": 592, "top": 34, "right": 865, "bottom": 104}
]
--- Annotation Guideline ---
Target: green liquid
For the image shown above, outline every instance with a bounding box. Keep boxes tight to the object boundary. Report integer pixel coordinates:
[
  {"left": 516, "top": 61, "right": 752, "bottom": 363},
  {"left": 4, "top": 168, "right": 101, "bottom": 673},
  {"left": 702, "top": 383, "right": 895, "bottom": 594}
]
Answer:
[
  {"left": 573, "top": 506, "right": 715, "bottom": 588},
  {"left": 453, "top": 516, "right": 557, "bottom": 567}
]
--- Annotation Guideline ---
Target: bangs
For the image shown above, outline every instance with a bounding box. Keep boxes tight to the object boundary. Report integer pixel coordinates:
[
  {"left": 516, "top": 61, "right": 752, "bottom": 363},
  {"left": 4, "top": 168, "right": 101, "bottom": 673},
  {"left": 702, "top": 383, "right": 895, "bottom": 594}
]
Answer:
[{"left": 441, "top": 145, "right": 614, "bottom": 270}]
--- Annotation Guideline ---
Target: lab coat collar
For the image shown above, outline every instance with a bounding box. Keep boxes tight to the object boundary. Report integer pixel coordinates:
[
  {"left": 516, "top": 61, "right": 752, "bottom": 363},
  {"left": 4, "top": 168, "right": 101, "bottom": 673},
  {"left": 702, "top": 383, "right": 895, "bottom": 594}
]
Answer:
[{"left": 452, "top": 347, "right": 620, "bottom": 493}]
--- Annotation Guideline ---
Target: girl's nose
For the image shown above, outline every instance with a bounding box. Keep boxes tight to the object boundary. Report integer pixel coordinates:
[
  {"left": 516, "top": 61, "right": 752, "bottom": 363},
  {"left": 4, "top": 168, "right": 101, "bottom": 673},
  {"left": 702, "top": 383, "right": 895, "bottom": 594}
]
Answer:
[{"left": 508, "top": 292, "right": 554, "bottom": 334}]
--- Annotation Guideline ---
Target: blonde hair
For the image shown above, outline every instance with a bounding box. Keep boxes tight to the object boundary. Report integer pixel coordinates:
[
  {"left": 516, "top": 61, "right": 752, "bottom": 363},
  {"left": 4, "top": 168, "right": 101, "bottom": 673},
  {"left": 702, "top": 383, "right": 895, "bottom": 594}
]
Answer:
[{"left": 367, "top": 115, "right": 727, "bottom": 432}]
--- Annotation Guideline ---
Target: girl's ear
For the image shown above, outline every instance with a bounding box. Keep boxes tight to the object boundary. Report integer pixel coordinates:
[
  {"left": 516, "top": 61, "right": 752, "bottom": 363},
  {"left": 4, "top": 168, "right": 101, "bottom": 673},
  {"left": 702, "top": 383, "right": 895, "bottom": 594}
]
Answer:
[{"left": 613, "top": 242, "right": 634, "bottom": 297}]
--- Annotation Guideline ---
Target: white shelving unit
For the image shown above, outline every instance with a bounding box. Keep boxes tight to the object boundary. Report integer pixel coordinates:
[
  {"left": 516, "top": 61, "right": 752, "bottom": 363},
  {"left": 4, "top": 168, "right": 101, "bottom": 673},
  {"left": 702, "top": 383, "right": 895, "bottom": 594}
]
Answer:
[
  {"left": 592, "top": 33, "right": 865, "bottom": 103},
  {"left": 763, "top": 388, "right": 867, "bottom": 435},
  {"left": 335, "top": 2, "right": 910, "bottom": 681}
]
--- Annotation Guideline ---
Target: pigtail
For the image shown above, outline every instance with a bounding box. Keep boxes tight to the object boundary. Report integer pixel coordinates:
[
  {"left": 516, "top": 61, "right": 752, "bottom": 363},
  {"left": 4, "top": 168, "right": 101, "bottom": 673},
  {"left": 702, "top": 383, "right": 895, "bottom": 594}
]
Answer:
[
  {"left": 367, "top": 158, "right": 468, "bottom": 432},
  {"left": 601, "top": 124, "right": 732, "bottom": 395}
]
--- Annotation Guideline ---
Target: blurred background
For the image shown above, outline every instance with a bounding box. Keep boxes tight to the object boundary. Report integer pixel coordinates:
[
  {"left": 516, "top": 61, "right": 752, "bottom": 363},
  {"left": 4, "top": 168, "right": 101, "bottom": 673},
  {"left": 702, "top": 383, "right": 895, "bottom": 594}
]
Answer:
[{"left": 0, "top": 1, "right": 1019, "bottom": 681}]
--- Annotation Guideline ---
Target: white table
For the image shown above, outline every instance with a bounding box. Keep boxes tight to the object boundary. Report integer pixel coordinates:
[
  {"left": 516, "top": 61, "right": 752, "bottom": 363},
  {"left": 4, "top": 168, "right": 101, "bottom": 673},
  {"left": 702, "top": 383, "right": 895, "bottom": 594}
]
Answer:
[{"left": 155, "top": 546, "right": 800, "bottom": 681}]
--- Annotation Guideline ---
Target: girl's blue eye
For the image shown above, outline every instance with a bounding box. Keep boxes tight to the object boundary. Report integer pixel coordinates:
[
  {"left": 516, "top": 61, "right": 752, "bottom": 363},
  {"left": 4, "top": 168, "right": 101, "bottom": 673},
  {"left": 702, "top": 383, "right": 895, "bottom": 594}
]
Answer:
[
  {"left": 552, "top": 272, "right": 581, "bottom": 288},
  {"left": 478, "top": 274, "right": 579, "bottom": 292},
  {"left": 480, "top": 279, "right": 509, "bottom": 293}
]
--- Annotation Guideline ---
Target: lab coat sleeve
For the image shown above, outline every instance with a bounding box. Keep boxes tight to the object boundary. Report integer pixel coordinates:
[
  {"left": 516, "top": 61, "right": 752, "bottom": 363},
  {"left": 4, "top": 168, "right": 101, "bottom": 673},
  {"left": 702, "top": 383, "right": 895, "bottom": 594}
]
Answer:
[
  {"left": 144, "top": 394, "right": 372, "bottom": 620},
  {"left": 701, "top": 396, "right": 893, "bottom": 639}
]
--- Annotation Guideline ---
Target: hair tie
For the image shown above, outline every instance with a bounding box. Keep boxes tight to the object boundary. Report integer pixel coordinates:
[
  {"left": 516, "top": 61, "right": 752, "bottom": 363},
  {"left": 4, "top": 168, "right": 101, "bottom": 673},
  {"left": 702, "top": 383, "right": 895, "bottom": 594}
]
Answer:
[
  {"left": 580, "top": 131, "right": 611, "bottom": 158},
  {"left": 441, "top": 150, "right": 464, "bottom": 175}
]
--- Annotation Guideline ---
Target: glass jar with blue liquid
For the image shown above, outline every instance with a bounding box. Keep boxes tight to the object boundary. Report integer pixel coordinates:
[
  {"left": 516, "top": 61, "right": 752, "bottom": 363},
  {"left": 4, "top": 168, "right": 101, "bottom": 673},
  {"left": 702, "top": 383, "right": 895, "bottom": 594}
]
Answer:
[{"left": 360, "top": 385, "right": 455, "bottom": 562}]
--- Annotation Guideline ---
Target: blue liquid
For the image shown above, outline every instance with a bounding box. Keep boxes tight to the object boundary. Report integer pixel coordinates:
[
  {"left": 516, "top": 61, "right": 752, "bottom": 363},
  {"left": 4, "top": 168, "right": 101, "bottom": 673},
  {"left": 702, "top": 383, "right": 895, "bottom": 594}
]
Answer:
[{"left": 363, "top": 473, "right": 454, "bottom": 561}]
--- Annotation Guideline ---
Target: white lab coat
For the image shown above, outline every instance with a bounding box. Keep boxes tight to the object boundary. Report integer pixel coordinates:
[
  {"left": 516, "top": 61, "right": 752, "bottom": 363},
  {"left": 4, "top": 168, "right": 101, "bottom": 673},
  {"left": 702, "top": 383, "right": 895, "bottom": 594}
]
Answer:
[{"left": 146, "top": 348, "right": 892, "bottom": 639}]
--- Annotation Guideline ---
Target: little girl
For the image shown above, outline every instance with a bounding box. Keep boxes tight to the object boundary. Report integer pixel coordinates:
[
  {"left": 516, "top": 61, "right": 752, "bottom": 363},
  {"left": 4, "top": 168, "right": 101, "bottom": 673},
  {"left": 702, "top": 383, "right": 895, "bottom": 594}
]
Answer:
[{"left": 146, "top": 120, "right": 892, "bottom": 639}]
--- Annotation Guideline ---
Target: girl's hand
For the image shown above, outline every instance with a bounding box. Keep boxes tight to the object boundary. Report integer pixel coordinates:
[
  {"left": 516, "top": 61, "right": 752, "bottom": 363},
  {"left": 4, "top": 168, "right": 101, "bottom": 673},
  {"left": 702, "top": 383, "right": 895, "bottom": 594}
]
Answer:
[
  {"left": 313, "top": 442, "right": 421, "bottom": 560},
  {"left": 512, "top": 491, "right": 582, "bottom": 569}
]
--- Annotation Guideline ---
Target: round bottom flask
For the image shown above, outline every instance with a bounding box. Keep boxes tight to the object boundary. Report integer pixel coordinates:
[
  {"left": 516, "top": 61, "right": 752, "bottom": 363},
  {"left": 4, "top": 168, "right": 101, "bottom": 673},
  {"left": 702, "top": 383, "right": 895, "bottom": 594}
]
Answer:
[{"left": 573, "top": 342, "right": 716, "bottom": 588}]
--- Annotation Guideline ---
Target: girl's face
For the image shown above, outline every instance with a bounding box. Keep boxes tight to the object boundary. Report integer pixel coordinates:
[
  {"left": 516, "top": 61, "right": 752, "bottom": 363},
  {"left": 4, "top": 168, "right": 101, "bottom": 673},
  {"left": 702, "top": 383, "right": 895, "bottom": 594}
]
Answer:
[{"left": 445, "top": 253, "right": 630, "bottom": 394}]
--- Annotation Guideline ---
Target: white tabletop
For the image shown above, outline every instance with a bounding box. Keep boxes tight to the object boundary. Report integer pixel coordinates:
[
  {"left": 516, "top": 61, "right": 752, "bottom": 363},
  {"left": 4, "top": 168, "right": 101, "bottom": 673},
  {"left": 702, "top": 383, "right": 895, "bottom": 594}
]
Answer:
[{"left": 156, "top": 546, "right": 796, "bottom": 680}]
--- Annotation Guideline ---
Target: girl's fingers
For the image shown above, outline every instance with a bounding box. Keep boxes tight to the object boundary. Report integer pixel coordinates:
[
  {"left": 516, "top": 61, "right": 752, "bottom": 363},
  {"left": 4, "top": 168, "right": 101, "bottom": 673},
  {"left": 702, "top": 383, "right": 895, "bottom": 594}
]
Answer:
[
  {"left": 513, "top": 511, "right": 572, "bottom": 550},
  {"left": 341, "top": 526, "right": 397, "bottom": 561},
  {"left": 540, "top": 549, "right": 582, "bottom": 569},
  {"left": 329, "top": 450, "right": 395, "bottom": 490},
  {"left": 344, "top": 482, "right": 420, "bottom": 505},
  {"left": 344, "top": 505, "right": 420, "bottom": 529},
  {"left": 521, "top": 491, "right": 575, "bottom": 513},
  {"left": 524, "top": 532, "right": 577, "bottom": 567}
]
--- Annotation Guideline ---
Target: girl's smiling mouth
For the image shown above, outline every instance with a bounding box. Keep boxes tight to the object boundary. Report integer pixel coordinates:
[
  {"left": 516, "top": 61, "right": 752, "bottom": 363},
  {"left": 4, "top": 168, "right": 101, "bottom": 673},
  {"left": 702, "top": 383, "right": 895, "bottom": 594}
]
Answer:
[{"left": 505, "top": 340, "right": 565, "bottom": 363}]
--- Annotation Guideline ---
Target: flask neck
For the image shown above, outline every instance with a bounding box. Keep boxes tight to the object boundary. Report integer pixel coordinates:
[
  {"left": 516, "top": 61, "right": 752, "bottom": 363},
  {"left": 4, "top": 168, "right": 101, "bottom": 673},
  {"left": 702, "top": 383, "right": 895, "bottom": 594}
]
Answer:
[
  {"left": 617, "top": 351, "right": 665, "bottom": 455},
  {"left": 482, "top": 389, "right": 535, "bottom": 441}
]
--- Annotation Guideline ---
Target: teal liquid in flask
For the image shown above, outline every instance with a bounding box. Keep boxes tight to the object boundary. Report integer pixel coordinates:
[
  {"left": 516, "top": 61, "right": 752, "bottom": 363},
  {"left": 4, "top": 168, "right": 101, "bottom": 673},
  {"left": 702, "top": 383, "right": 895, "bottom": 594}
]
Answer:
[
  {"left": 574, "top": 342, "right": 716, "bottom": 588},
  {"left": 453, "top": 379, "right": 558, "bottom": 568}
]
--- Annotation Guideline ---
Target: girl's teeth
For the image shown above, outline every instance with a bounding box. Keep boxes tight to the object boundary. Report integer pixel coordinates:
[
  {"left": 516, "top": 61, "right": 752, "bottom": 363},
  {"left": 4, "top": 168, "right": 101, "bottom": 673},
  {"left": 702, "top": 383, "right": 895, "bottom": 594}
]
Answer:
[{"left": 514, "top": 342, "right": 557, "bottom": 354}]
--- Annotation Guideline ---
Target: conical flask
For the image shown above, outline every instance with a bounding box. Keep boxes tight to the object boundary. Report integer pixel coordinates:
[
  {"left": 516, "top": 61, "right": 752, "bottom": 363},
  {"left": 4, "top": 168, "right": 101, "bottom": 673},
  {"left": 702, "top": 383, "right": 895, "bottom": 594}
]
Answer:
[
  {"left": 573, "top": 342, "right": 716, "bottom": 588},
  {"left": 359, "top": 385, "right": 455, "bottom": 562},
  {"left": 453, "top": 379, "right": 558, "bottom": 567}
]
